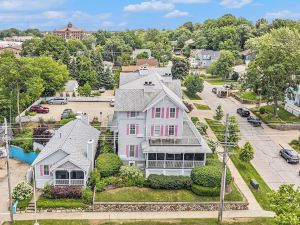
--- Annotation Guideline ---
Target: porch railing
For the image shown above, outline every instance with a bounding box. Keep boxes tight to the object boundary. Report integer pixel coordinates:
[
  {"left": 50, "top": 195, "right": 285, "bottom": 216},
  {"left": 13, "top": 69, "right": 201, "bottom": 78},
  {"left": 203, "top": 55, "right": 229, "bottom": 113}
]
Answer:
[
  {"left": 147, "top": 160, "right": 204, "bottom": 169},
  {"left": 54, "top": 179, "right": 85, "bottom": 186}
]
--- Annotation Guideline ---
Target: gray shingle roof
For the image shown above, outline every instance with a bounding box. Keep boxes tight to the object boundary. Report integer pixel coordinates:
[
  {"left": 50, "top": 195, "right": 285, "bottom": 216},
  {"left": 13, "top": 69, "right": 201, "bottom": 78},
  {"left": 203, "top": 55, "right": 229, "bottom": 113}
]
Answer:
[
  {"left": 64, "top": 80, "right": 78, "bottom": 92},
  {"left": 32, "top": 119, "right": 100, "bottom": 172}
]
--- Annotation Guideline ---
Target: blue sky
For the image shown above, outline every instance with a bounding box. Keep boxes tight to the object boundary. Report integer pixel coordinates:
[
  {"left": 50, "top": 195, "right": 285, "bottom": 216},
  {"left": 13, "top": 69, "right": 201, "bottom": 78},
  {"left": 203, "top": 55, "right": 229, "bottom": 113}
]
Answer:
[{"left": 1, "top": 0, "right": 300, "bottom": 31}]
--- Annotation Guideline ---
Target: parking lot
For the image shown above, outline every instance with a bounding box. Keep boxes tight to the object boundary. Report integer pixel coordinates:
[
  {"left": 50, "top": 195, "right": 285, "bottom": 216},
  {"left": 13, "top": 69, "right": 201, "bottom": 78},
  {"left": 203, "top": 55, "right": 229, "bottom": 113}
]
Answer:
[{"left": 31, "top": 101, "right": 114, "bottom": 126}]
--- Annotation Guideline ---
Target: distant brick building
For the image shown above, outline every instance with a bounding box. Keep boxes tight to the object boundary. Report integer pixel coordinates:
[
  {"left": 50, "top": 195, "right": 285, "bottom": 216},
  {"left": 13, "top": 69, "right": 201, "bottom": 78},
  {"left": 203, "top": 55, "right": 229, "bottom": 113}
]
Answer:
[{"left": 53, "top": 22, "right": 86, "bottom": 40}]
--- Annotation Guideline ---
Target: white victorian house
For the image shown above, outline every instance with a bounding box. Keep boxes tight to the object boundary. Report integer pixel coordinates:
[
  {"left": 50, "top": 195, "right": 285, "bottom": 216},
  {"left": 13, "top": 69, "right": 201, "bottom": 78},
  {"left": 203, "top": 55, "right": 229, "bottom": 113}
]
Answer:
[
  {"left": 32, "top": 119, "right": 100, "bottom": 188},
  {"left": 109, "top": 67, "right": 211, "bottom": 177},
  {"left": 285, "top": 85, "right": 300, "bottom": 117}
]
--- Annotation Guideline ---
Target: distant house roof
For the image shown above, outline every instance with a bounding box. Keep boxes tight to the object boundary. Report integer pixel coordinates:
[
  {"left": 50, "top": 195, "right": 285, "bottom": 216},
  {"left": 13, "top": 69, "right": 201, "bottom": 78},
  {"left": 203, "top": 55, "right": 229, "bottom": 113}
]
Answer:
[
  {"left": 190, "top": 49, "right": 220, "bottom": 59},
  {"left": 32, "top": 119, "right": 100, "bottom": 172},
  {"left": 0, "top": 45, "right": 22, "bottom": 51},
  {"left": 136, "top": 59, "right": 159, "bottom": 67},
  {"left": 64, "top": 80, "right": 78, "bottom": 92},
  {"left": 185, "top": 39, "right": 195, "bottom": 46},
  {"left": 233, "top": 65, "right": 247, "bottom": 75}
]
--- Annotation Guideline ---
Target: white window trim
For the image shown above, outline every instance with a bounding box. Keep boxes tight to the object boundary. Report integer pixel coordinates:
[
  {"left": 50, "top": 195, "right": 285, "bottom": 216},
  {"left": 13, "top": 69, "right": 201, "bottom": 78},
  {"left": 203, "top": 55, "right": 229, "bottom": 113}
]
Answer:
[
  {"left": 155, "top": 108, "right": 161, "bottom": 118},
  {"left": 154, "top": 125, "right": 160, "bottom": 137},
  {"left": 129, "top": 145, "right": 135, "bottom": 158},
  {"left": 169, "top": 125, "right": 175, "bottom": 136},
  {"left": 129, "top": 161, "right": 136, "bottom": 166},
  {"left": 129, "top": 112, "right": 137, "bottom": 118},
  {"left": 43, "top": 165, "right": 50, "bottom": 176},
  {"left": 169, "top": 107, "right": 176, "bottom": 119},
  {"left": 129, "top": 124, "right": 136, "bottom": 135}
]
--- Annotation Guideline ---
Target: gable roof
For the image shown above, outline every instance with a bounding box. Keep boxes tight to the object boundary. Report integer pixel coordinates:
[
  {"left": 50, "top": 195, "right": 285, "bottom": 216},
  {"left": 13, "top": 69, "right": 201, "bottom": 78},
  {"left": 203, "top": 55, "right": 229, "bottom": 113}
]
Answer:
[{"left": 32, "top": 119, "right": 100, "bottom": 172}]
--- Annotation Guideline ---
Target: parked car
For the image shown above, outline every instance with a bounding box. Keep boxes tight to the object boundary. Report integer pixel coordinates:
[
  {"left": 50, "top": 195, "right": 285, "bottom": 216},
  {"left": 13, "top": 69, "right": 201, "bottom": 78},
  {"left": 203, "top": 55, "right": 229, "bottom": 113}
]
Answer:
[
  {"left": 280, "top": 149, "right": 299, "bottom": 164},
  {"left": 29, "top": 105, "right": 49, "bottom": 114},
  {"left": 247, "top": 116, "right": 262, "bottom": 127},
  {"left": 99, "top": 87, "right": 106, "bottom": 93},
  {"left": 75, "top": 111, "right": 86, "bottom": 119},
  {"left": 212, "top": 87, "right": 217, "bottom": 94},
  {"left": 61, "top": 109, "right": 73, "bottom": 119},
  {"left": 48, "top": 97, "right": 68, "bottom": 105},
  {"left": 110, "top": 98, "right": 115, "bottom": 107},
  {"left": 237, "top": 108, "right": 250, "bottom": 117}
]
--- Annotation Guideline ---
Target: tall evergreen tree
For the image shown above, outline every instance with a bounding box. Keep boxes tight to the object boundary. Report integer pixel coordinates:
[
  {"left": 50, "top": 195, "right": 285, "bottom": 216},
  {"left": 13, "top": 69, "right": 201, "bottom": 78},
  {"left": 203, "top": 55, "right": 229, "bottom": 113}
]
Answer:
[
  {"left": 90, "top": 49, "right": 105, "bottom": 88},
  {"left": 100, "top": 68, "right": 114, "bottom": 89}
]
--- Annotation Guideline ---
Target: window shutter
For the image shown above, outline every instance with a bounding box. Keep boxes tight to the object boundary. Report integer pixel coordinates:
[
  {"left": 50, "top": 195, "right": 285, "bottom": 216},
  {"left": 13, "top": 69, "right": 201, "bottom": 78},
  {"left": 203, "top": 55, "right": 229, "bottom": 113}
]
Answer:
[
  {"left": 165, "top": 125, "right": 169, "bottom": 136},
  {"left": 152, "top": 107, "right": 155, "bottom": 118},
  {"left": 161, "top": 107, "right": 164, "bottom": 118},
  {"left": 40, "top": 165, "right": 44, "bottom": 176},
  {"left": 176, "top": 107, "right": 179, "bottom": 118},
  {"left": 126, "top": 124, "right": 129, "bottom": 135},
  {"left": 151, "top": 125, "right": 154, "bottom": 136},
  {"left": 160, "top": 125, "right": 164, "bottom": 136},
  {"left": 126, "top": 145, "right": 129, "bottom": 158},
  {"left": 175, "top": 125, "right": 178, "bottom": 137},
  {"left": 135, "top": 145, "right": 138, "bottom": 158},
  {"left": 136, "top": 124, "right": 139, "bottom": 134},
  {"left": 166, "top": 107, "right": 169, "bottom": 119}
]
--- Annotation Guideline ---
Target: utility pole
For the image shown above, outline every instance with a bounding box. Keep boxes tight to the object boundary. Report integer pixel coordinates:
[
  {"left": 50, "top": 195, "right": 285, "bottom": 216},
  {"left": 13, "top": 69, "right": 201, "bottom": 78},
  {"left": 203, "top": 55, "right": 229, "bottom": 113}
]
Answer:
[
  {"left": 4, "top": 118, "right": 13, "bottom": 222},
  {"left": 218, "top": 113, "right": 229, "bottom": 223},
  {"left": 32, "top": 166, "right": 39, "bottom": 225}
]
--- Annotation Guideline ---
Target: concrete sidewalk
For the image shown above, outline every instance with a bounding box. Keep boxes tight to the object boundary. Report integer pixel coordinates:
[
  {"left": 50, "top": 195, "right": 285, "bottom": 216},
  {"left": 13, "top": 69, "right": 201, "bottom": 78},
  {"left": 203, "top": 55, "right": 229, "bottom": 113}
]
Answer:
[{"left": 1, "top": 210, "right": 275, "bottom": 222}]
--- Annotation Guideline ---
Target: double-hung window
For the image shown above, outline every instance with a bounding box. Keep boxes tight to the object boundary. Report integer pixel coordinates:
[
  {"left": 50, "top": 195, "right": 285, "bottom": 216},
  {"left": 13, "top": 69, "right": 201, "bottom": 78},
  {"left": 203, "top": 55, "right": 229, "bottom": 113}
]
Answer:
[
  {"left": 129, "top": 145, "right": 135, "bottom": 158},
  {"left": 129, "top": 124, "right": 136, "bottom": 135},
  {"left": 168, "top": 125, "right": 175, "bottom": 136},
  {"left": 44, "top": 165, "right": 50, "bottom": 176},
  {"left": 154, "top": 125, "right": 160, "bottom": 136},
  {"left": 169, "top": 108, "right": 176, "bottom": 118},
  {"left": 155, "top": 108, "right": 161, "bottom": 118},
  {"left": 129, "top": 112, "right": 137, "bottom": 118}
]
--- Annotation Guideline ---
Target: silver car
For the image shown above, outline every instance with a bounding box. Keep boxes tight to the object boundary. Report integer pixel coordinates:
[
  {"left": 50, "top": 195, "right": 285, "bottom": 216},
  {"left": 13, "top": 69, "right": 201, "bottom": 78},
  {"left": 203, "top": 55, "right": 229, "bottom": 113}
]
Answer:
[{"left": 48, "top": 97, "right": 68, "bottom": 105}]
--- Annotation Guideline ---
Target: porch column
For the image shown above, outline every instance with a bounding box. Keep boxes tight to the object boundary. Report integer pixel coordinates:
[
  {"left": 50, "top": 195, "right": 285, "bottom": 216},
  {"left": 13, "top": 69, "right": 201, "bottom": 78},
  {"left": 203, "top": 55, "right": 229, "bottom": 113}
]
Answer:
[
  {"left": 204, "top": 153, "right": 206, "bottom": 165},
  {"left": 192, "top": 153, "right": 195, "bottom": 168},
  {"left": 113, "top": 132, "right": 116, "bottom": 152},
  {"left": 182, "top": 153, "right": 185, "bottom": 169},
  {"left": 53, "top": 169, "right": 56, "bottom": 186},
  {"left": 68, "top": 170, "right": 71, "bottom": 186},
  {"left": 146, "top": 153, "right": 148, "bottom": 168},
  {"left": 163, "top": 153, "right": 166, "bottom": 169}
]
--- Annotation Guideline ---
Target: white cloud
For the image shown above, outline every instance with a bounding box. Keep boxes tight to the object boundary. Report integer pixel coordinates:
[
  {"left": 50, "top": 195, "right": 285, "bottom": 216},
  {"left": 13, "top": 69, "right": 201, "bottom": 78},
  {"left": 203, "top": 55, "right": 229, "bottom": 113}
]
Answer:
[
  {"left": 101, "top": 21, "right": 128, "bottom": 27},
  {"left": 124, "top": 0, "right": 174, "bottom": 12},
  {"left": 165, "top": 10, "right": 189, "bottom": 18},
  {"left": 220, "top": 0, "right": 252, "bottom": 8},
  {"left": 41, "top": 11, "right": 65, "bottom": 19},
  {"left": 170, "top": 0, "right": 210, "bottom": 3},
  {"left": 265, "top": 10, "right": 300, "bottom": 19},
  {"left": 0, "top": 0, "right": 62, "bottom": 11}
]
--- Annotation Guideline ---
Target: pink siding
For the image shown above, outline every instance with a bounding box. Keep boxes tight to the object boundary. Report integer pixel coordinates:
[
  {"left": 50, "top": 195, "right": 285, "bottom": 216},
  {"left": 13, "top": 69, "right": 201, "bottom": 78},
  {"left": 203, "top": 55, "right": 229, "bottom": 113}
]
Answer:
[
  {"left": 126, "top": 124, "right": 129, "bottom": 135},
  {"left": 152, "top": 107, "right": 155, "bottom": 118},
  {"left": 175, "top": 125, "right": 178, "bottom": 136},
  {"left": 126, "top": 145, "right": 129, "bottom": 158},
  {"left": 176, "top": 107, "right": 179, "bottom": 118},
  {"left": 151, "top": 125, "right": 154, "bottom": 136},
  {"left": 136, "top": 124, "right": 140, "bottom": 134},
  {"left": 165, "top": 125, "right": 169, "bottom": 136},
  {"left": 161, "top": 107, "right": 164, "bottom": 118},
  {"left": 160, "top": 125, "right": 164, "bottom": 136},
  {"left": 166, "top": 107, "right": 169, "bottom": 119},
  {"left": 40, "top": 165, "right": 43, "bottom": 176},
  {"left": 135, "top": 145, "right": 138, "bottom": 158}
]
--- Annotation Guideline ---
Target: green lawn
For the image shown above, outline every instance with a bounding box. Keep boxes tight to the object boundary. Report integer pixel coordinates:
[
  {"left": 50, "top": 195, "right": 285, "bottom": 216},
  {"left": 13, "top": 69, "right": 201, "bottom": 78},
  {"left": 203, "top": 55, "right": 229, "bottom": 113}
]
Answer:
[
  {"left": 236, "top": 92, "right": 258, "bottom": 102},
  {"left": 251, "top": 105, "right": 300, "bottom": 124},
  {"left": 95, "top": 186, "right": 243, "bottom": 202},
  {"left": 194, "top": 103, "right": 211, "bottom": 110},
  {"left": 183, "top": 90, "right": 202, "bottom": 100},
  {"left": 4, "top": 218, "right": 275, "bottom": 225},
  {"left": 17, "top": 194, "right": 32, "bottom": 210},
  {"left": 205, "top": 78, "right": 238, "bottom": 86},
  {"left": 205, "top": 118, "right": 272, "bottom": 211},
  {"left": 289, "top": 139, "right": 300, "bottom": 153},
  {"left": 37, "top": 197, "right": 88, "bottom": 209}
]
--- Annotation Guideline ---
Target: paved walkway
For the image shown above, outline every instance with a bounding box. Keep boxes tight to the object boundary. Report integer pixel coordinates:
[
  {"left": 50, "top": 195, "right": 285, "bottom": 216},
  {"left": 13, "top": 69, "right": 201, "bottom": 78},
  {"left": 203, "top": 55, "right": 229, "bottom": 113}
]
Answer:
[{"left": 0, "top": 210, "right": 275, "bottom": 222}]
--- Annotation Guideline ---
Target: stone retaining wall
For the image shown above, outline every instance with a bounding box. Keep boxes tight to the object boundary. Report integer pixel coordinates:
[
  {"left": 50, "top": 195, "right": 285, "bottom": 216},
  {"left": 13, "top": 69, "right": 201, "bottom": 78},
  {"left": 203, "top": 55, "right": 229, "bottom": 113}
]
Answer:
[
  {"left": 267, "top": 124, "right": 300, "bottom": 131},
  {"left": 232, "top": 94, "right": 257, "bottom": 105},
  {"left": 93, "top": 202, "right": 248, "bottom": 212}
]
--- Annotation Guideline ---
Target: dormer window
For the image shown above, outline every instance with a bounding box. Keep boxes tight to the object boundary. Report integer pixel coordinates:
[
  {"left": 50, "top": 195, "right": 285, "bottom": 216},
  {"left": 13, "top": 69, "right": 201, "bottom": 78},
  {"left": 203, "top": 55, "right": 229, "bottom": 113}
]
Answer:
[{"left": 130, "top": 112, "right": 137, "bottom": 118}]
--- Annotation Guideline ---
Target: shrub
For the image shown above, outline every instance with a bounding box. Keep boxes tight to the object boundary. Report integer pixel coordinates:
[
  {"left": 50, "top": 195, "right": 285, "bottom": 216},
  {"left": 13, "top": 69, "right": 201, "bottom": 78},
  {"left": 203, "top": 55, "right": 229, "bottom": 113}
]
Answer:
[
  {"left": 51, "top": 186, "right": 82, "bottom": 199},
  {"left": 146, "top": 174, "right": 192, "bottom": 190},
  {"left": 25, "top": 111, "right": 37, "bottom": 116},
  {"left": 206, "top": 159, "right": 222, "bottom": 166},
  {"left": 119, "top": 166, "right": 144, "bottom": 186},
  {"left": 88, "top": 169, "right": 101, "bottom": 188},
  {"left": 82, "top": 188, "right": 93, "bottom": 204},
  {"left": 95, "top": 180, "right": 106, "bottom": 192},
  {"left": 259, "top": 107, "right": 266, "bottom": 114},
  {"left": 96, "top": 153, "right": 123, "bottom": 177},
  {"left": 42, "top": 183, "right": 53, "bottom": 199},
  {"left": 191, "top": 184, "right": 220, "bottom": 196},
  {"left": 191, "top": 165, "right": 232, "bottom": 188},
  {"left": 12, "top": 181, "right": 33, "bottom": 201},
  {"left": 101, "top": 141, "right": 114, "bottom": 154},
  {"left": 215, "top": 105, "right": 224, "bottom": 121},
  {"left": 239, "top": 142, "right": 254, "bottom": 163}
]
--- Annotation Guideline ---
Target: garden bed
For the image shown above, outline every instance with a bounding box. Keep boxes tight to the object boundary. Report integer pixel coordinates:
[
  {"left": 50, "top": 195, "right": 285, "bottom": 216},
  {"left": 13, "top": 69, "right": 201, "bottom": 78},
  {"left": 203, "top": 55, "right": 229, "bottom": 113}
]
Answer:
[
  {"left": 233, "top": 92, "right": 262, "bottom": 104},
  {"left": 183, "top": 90, "right": 202, "bottom": 100},
  {"left": 194, "top": 103, "right": 210, "bottom": 110},
  {"left": 37, "top": 197, "right": 88, "bottom": 209}
]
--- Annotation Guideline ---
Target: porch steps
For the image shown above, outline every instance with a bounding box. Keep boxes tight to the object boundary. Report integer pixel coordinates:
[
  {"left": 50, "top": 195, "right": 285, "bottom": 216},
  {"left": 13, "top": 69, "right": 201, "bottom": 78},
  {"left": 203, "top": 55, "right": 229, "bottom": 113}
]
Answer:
[{"left": 25, "top": 202, "right": 36, "bottom": 213}]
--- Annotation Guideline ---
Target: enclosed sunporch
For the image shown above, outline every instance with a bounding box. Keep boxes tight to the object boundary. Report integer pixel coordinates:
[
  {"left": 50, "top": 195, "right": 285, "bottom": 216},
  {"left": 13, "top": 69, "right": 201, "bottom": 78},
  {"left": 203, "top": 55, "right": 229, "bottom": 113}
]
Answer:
[{"left": 53, "top": 170, "right": 86, "bottom": 186}]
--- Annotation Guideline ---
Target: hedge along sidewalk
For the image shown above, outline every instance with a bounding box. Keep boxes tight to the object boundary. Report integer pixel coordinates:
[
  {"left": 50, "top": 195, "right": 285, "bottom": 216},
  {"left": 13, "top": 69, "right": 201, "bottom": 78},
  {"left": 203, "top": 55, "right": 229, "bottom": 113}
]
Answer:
[{"left": 204, "top": 118, "right": 263, "bottom": 211}]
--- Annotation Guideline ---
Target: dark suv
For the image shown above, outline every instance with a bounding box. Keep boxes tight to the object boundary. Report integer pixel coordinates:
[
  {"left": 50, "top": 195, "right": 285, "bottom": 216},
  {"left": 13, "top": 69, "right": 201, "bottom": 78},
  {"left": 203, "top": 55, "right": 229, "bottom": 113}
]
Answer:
[
  {"left": 280, "top": 149, "right": 299, "bottom": 164},
  {"left": 237, "top": 108, "right": 250, "bottom": 117},
  {"left": 247, "top": 116, "right": 262, "bottom": 127}
]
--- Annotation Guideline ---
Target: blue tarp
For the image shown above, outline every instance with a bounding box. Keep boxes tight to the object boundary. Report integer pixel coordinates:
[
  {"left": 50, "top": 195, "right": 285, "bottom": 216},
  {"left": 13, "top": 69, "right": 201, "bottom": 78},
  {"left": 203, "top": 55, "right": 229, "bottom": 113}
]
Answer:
[{"left": 9, "top": 145, "right": 39, "bottom": 164}]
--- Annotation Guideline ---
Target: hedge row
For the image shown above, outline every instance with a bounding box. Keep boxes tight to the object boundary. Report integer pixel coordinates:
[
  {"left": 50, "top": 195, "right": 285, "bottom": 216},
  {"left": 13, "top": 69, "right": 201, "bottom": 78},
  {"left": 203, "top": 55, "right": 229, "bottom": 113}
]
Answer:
[
  {"left": 146, "top": 174, "right": 192, "bottom": 190},
  {"left": 191, "top": 184, "right": 220, "bottom": 197}
]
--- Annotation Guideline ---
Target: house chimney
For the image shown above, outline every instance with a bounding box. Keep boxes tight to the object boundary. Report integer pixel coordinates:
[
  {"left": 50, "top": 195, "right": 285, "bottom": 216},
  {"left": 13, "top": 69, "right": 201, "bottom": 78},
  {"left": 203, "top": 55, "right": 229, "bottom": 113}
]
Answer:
[
  {"left": 163, "top": 73, "right": 172, "bottom": 83},
  {"left": 144, "top": 81, "right": 155, "bottom": 93},
  {"left": 87, "top": 139, "right": 94, "bottom": 169}
]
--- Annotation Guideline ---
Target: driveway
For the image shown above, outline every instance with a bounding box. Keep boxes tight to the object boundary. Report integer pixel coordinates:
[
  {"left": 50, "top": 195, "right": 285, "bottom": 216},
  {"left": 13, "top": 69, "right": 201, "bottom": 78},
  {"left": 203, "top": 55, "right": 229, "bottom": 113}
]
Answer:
[
  {"left": 0, "top": 158, "right": 30, "bottom": 214},
  {"left": 198, "top": 82, "right": 300, "bottom": 190}
]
